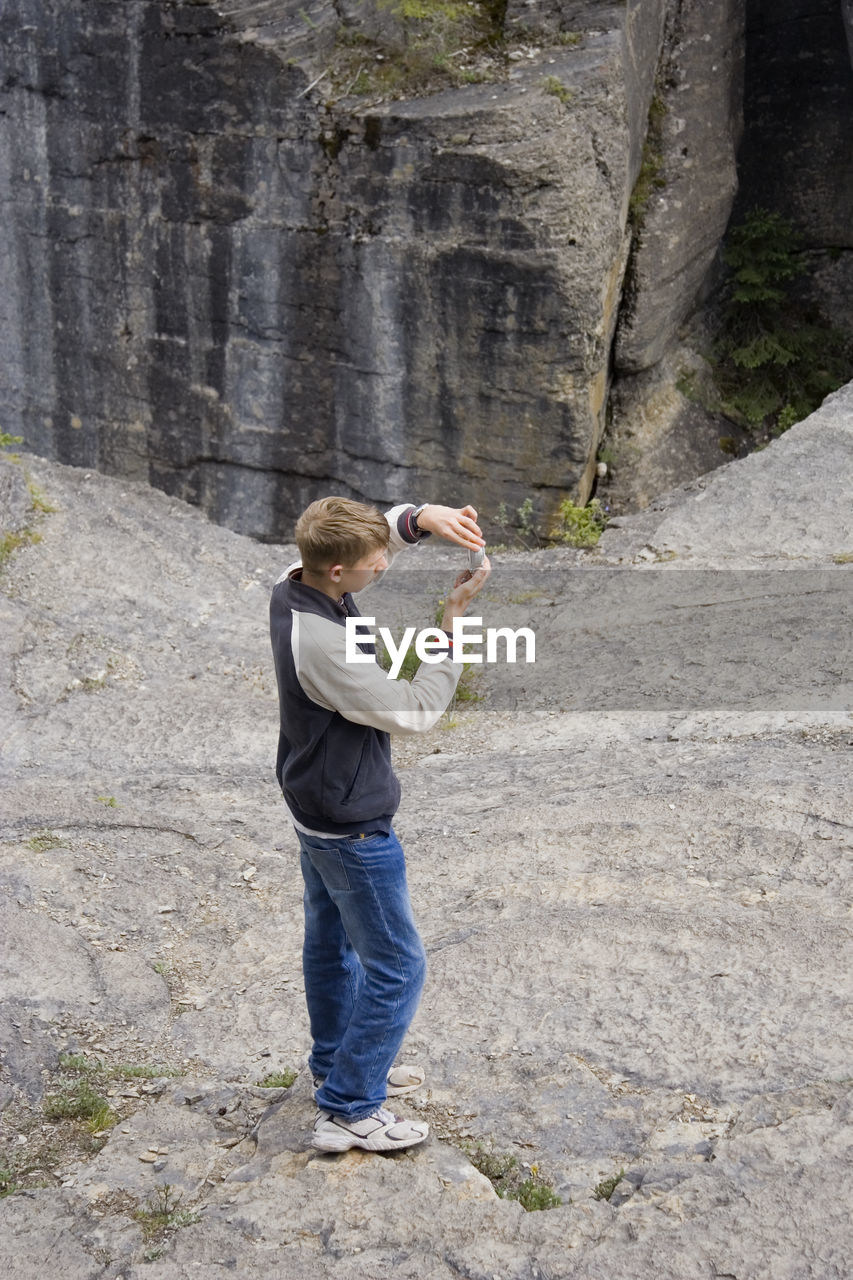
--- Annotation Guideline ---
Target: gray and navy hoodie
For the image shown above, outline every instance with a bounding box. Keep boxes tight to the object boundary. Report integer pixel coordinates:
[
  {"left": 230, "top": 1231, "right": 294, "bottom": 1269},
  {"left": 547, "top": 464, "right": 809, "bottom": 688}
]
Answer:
[{"left": 269, "top": 504, "right": 462, "bottom": 837}]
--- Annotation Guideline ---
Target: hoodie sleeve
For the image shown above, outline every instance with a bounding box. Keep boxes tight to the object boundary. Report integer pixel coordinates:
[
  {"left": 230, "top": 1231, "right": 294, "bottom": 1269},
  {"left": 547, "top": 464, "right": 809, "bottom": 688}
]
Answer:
[
  {"left": 361, "top": 503, "right": 430, "bottom": 587},
  {"left": 292, "top": 609, "right": 461, "bottom": 735},
  {"left": 385, "top": 503, "right": 431, "bottom": 551}
]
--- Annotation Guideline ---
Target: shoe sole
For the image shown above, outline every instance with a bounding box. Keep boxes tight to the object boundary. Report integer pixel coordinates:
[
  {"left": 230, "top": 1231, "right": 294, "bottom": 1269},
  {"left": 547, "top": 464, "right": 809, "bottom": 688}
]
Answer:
[{"left": 312, "top": 1127, "right": 429, "bottom": 1154}]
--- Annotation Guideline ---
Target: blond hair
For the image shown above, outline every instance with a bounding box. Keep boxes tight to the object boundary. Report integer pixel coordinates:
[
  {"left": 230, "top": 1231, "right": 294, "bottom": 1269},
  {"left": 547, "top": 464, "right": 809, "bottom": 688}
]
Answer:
[{"left": 295, "top": 497, "right": 390, "bottom": 571}]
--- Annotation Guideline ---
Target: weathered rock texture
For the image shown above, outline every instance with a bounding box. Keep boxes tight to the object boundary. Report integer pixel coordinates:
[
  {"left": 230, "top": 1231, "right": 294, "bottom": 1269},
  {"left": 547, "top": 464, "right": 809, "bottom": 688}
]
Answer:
[
  {"left": 0, "top": 382, "right": 851, "bottom": 1277},
  {"left": 604, "top": 0, "right": 746, "bottom": 514},
  {"left": 1, "top": 0, "right": 850, "bottom": 534},
  {"left": 609, "top": 0, "right": 853, "bottom": 511},
  {"left": 1, "top": 0, "right": 748, "bottom": 541},
  {"left": 614, "top": 0, "right": 744, "bottom": 372},
  {"left": 602, "top": 345, "right": 748, "bottom": 513},
  {"left": 732, "top": 0, "right": 853, "bottom": 333},
  {"left": 736, "top": 0, "right": 853, "bottom": 246}
]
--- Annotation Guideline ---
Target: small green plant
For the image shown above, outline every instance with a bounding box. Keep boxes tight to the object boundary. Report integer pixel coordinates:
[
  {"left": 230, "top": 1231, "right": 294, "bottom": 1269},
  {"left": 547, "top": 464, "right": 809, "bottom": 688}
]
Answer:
[
  {"left": 675, "top": 367, "right": 698, "bottom": 400},
  {"left": 377, "top": 636, "right": 482, "bottom": 704},
  {"left": 57, "top": 1053, "right": 93, "bottom": 1072},
  {"left": 495, "top": 494, "right": 609, "bottom": 550},
  {"left": 0, "top": 528, "right": 41, "bottom": 566},
  {"left": 629, "top": 149, "right": 665, "bottom": 224},
  {"left": 462, "top": 1141, "right": 561, "bottom": 1211},
  {"left": 134, "top": 1184, "right": 201, "bottom": 1241},
  {"left": 331, "top": 0, "right": 505, "bottom": 99},
  {"left": 114, "top": 1062, "right": 182, "bottom": 1080},
  {"left": 515, "top": 1176, "right": 563, "bottom": 1211},
  {"left": 17, "top": 1056, "right": 184, "bottom": 1194},
  {"left": 26, "top": 479, "right": 57, "bottom": 514},
  {"left": 517, "top": 496, "right": 537, "bottom": 540},
  {"left": 495, "top": 497, "right": 542, "bottom": 549},
  {"left": 466, "top": 1144, "right": 517, "bottom": 1186},
  {"left": 256, "top": 1068, "right": 298, "bottom": 1089},
  {"left": 833, "top": 551, "right": 853, "bottom": 564},
  {"left": 507, "top": 589, "right": 546, "bottom": 604},
  {"left": 393, "top": 0, "right": 468, "bottom": 19},
  {"left": 0, "top": 1144, "right": 53, "bottom": 1200},
  {"left": 0, "top": 448, "right": 57, "bottom": 570},
  {"left": 96, "top": 795, "right": 118, "bottom": 807},
  {"left": 57, "top": 1052, "right": 181, "bottom": 1081},
  {"left": 350, "top": 69, "right": 375, "bottom": 95},
  {"left": 376, "top": 636, "right": 420, "bottom": 682},
  {"left": 452, "top": 664, "right": 482, "bottom": 703},
  {"left": 43, "top": 1079, "right": 116, "bottom": 1132},
  {"left": 629, "top": 93, "right": 667, "bottom": 226},
  {"left": 26, "top": 830, "right": 63, "bottom": 853},
  {"left": 542, "top": 75, "right": 573, "bottom": 105},
  {"left": 550, "top": 497, "right": 608, "bottom": 547},
  {"left": 375, "top": 600, "right": 483, "bottom": 706},
  {"left": 76, "top": 673, "right": 107, "bottom": 693},
  {"left": 593, "top": 1168, "right": 625, "bottom": 1201}
]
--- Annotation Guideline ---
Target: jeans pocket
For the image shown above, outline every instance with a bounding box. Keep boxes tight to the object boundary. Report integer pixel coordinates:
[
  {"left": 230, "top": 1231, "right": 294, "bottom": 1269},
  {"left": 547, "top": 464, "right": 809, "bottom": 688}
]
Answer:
[{"left": 302, "top": 841, "right": 352, "bottom": 891}]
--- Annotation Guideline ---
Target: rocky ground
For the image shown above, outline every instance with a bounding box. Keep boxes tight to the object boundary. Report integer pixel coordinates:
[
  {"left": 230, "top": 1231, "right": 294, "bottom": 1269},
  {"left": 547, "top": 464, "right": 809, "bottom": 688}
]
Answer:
[{"left": 1, "top": 384, "right": 851, "bottom": 1278}]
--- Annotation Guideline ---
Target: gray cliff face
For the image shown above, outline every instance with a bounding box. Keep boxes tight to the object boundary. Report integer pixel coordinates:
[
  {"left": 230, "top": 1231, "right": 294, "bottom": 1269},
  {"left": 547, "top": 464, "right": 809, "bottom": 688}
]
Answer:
[
  {"left": 603, "top": 0, "right": 746, "bottom": 511},
  {"left": 2, "top": 0, "right": 312, "bottom": 538},
  {"left": 615, "top": 0, "right": 744, "bottom": 373},
  {"left": 0, "top": 1, "right": 847, "bottom": 538},
  {"left": 607, "top": 0, "right": 853, "bottom": 512},
  {"left": 0, "top": 0, "right": 696, "bottom": 539}
]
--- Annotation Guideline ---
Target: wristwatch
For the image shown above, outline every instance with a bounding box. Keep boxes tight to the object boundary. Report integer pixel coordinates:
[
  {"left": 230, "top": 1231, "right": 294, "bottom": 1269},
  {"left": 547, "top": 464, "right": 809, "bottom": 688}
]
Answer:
[{"left": 410, "top": 503, "right": 429, "bottom": 536}]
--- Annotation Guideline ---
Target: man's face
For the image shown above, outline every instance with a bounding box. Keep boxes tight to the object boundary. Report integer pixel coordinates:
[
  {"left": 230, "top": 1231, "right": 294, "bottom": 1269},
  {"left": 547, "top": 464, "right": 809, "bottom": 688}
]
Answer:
[{"left": 335, "top": 544, "right": 388, "bottom": 595}]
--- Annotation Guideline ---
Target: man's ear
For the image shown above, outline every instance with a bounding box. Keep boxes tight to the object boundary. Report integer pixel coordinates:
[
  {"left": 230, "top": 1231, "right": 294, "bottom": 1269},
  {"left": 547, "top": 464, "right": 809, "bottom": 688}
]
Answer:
[{"left": 329, "top": 563, "right": 344, "bottom": 583}]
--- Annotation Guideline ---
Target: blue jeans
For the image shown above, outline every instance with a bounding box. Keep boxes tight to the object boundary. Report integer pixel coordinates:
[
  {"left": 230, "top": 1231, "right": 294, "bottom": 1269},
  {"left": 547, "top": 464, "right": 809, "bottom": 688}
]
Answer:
[{"left": 296, "top": 827, "right": 427, "bottom": 1120}]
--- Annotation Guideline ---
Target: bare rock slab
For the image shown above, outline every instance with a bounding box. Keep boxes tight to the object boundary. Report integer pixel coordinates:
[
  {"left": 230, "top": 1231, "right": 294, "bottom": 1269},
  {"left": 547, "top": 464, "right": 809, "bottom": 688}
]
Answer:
[{"left": 1, "top": 386, "right": 853, "bottom": 1277}]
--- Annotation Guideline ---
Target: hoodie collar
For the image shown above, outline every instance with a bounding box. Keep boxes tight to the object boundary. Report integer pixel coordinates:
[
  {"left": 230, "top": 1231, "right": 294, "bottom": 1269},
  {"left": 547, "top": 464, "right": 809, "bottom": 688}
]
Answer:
[{"left": 282, "top": 571, "right": 357, "bottom": 620}]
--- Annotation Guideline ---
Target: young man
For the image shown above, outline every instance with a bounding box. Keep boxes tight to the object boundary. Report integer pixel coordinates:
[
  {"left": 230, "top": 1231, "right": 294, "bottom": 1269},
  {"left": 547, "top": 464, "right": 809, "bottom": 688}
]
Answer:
[{"left": 269, "top": 497, "right": 490, "bottom": 1153}]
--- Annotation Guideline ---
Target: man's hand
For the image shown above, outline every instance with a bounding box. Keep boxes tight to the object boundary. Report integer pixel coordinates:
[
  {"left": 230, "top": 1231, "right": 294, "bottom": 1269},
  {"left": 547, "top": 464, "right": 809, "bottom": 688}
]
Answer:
[
  {"left": 439, "top": 557, "right": 491, "bottom": 630},
  {"left": 416, "top": 504, "right": 484, "bottom": 551}
]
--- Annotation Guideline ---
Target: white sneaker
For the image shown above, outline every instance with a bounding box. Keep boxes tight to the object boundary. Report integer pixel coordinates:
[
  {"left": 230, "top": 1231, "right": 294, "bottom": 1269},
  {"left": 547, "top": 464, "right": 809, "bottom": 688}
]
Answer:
[
  {"left": 312, "top": 1106, "right": 429, "bottom": 1153},
  {"left": 312, "top": 1064, "right": 425, "bottom": 1101}
]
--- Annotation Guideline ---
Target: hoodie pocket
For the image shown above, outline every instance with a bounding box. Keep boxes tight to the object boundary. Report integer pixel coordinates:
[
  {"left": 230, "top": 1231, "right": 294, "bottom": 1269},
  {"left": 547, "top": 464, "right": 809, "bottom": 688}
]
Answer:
[{"left": 340, "top": 737, "right": 369, "bottom": 806}]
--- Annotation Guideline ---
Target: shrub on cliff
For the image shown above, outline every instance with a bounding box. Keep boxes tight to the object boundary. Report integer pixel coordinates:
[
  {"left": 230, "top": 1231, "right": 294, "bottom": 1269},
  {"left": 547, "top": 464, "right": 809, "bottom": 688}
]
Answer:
[
  {"left": 332, "top": 0, "right": 508, "bottom": 96},
  {"left": 712, "top": 209, "right": 853, "bottom": 434}
]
